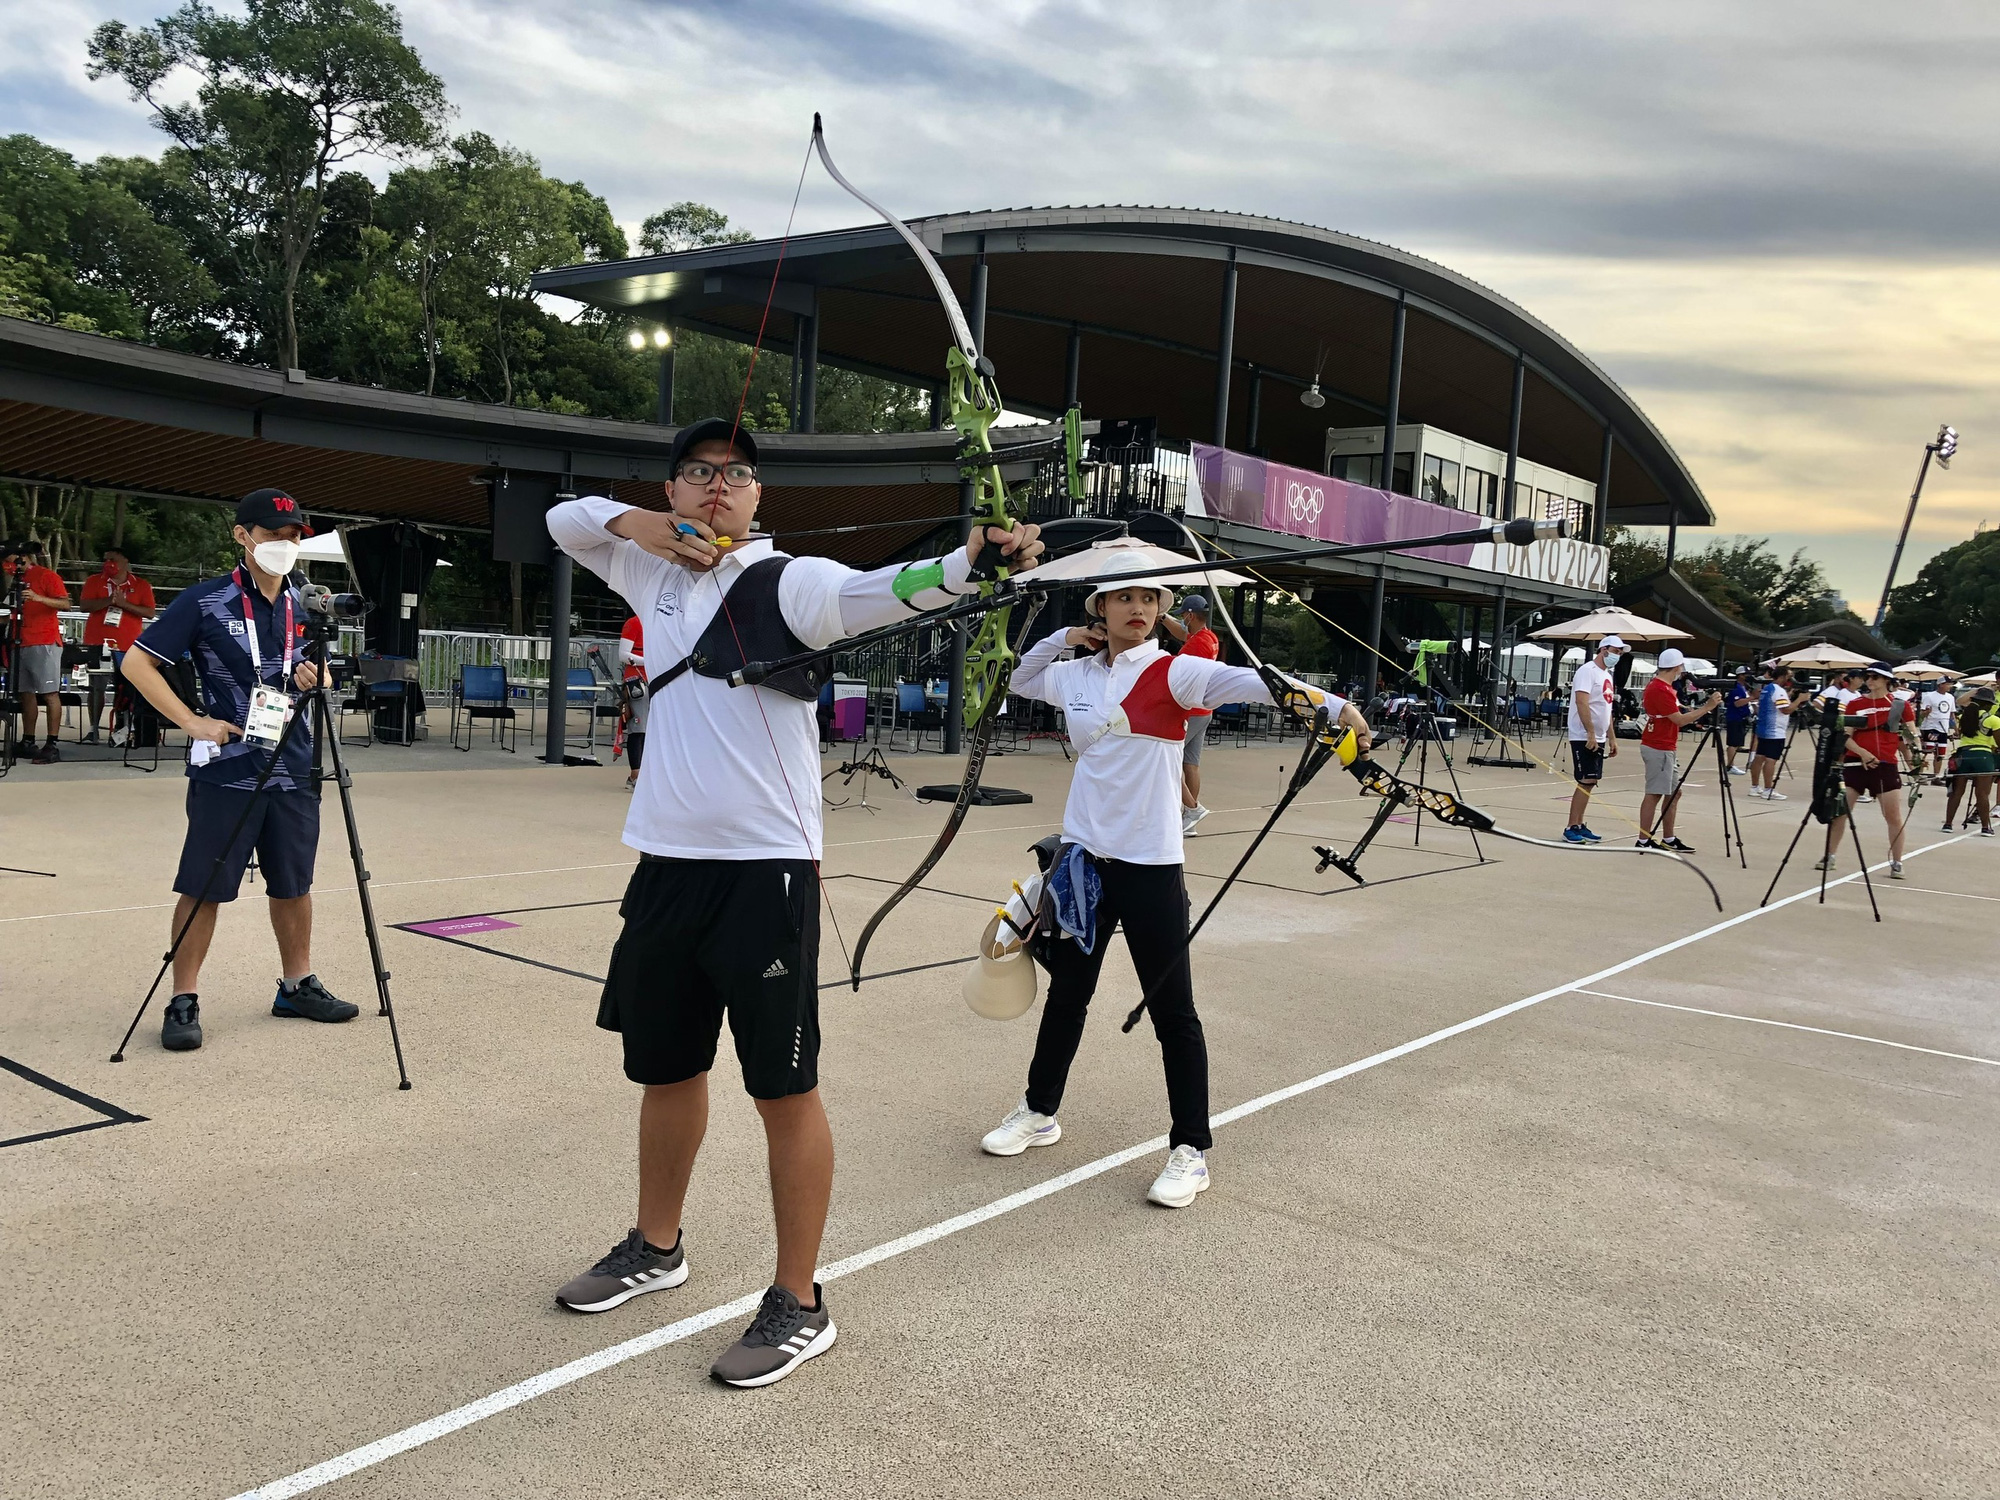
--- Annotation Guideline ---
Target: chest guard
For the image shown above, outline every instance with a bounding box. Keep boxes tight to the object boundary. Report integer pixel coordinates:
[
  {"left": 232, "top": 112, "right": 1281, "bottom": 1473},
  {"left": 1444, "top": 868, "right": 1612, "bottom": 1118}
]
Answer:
[{"left": 647, "top": 557, "right": 831, "bottom": 702}]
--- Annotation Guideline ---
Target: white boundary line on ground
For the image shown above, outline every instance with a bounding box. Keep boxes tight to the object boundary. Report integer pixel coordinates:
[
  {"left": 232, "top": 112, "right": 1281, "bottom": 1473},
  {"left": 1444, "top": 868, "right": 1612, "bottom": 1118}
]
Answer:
[
  {"left": 1879, "top": 885, "right": 2000, "bottom": 904},
  {"left": 226, "top": 830, "right": 1973, "bottom": 1500},
  {"left": 1574, "top": 989, "right": 2000, "bottom": 1068}
]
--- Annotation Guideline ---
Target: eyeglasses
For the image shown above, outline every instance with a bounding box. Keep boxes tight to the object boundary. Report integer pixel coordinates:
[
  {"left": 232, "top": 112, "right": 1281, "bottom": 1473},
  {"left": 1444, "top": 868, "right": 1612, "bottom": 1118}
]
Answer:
[{"left": 676, "top": 461, "right": 758, "bottom": 488}]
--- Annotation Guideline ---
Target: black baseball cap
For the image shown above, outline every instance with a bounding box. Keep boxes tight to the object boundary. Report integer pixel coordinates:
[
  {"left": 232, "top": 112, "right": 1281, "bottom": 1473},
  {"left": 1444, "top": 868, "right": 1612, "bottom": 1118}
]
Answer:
[
  {"left": 1180, "top": 593, "right": 1210, "bottom": 615},
  {"left": 668, "top": 418, "right": 759, "bottom": 474},
  {"left": 1864, "top": 661, "right": 1896, "bottom": 678},
  {"left": 236, "top": 487, "right": 312, "bottom": 534}
]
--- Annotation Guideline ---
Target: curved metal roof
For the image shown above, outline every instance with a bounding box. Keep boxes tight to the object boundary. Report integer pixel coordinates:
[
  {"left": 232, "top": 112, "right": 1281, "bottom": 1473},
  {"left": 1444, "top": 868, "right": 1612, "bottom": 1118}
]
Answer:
[{"left": 534, "top": 205, "right": 1711, "bottom": 529}]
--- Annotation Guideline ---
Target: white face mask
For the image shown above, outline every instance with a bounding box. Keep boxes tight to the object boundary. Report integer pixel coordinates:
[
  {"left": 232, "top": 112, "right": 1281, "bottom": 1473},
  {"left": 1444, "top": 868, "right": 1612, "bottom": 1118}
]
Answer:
[{"left": 252, "top": 539, "right": 300, "bottom": 576}]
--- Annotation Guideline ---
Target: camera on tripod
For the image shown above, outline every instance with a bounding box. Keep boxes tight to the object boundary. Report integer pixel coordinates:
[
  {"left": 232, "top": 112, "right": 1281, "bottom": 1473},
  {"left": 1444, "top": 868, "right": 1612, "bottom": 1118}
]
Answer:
[{"left": 298, "top": 582, "right": 371, "bottom": 639}]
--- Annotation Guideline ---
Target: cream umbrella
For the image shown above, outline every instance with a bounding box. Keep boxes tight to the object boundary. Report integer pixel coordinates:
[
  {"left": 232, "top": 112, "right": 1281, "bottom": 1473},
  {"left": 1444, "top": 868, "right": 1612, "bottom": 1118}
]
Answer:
[
  {"left": 1894, "top": 660, "right": 1962, "bottom": 681},
  {"left": 1025, "top": 537, "right": 1251, "bottom": 590},
  {"left": 1767, "top": 643, "right": 1878, "bottom": 670},
  {"left": 1527, "top": 605, "right": 1692, "bottom": 643},
  {"left": 1960, "top": 670, "right": 1997, "bottom": 687}
]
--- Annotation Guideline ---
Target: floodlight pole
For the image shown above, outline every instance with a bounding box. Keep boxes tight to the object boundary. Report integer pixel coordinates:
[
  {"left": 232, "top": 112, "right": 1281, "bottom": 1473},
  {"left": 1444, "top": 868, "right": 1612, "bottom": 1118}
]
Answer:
[{"left": 1873, "top": 438, "right": 1941, "bottom": 631}]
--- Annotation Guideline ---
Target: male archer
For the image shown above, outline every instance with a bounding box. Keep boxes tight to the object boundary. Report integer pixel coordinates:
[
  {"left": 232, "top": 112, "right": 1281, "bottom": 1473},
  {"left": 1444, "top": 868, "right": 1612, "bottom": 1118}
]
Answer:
[{"left": 546, "top": 418, "right": 1042, "bottom": 1388}]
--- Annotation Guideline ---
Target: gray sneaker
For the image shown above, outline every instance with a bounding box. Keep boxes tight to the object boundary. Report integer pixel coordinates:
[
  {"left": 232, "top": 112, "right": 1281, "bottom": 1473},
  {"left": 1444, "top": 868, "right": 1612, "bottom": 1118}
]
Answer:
[
  {"left": 710, "top": 1283, "right": 836, "bottom": 1388},
  {"left": 556, "top": 1228, "right": 688, "bottom": 1313},
  {"left": 162, "top": 993, "right": 202, "bottom": 1052},
  {"left": 272, "top": 974, "right": 359, "bottom": 1022}
]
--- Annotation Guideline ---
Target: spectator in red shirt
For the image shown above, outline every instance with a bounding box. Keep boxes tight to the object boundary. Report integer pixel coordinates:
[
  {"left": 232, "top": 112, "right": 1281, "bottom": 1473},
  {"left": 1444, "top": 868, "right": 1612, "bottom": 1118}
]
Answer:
[
  {"left": 618, "top": 612, "right": 647, "bottom": 789},
  {"left": 1821, "top": 662, "right": 1917, "bottom": 879},
  {"left": 4, "top": 542, "right": 70, "bottom": 764},
  {"left": 80, "top": 546, "right": 157, "bottom": 741},
  {"left": 1161, "top": 593, "right": 1220, "bottom": 834},
  {"left": 1636, "top": 649, "right": 1718, "bottom": 851}
]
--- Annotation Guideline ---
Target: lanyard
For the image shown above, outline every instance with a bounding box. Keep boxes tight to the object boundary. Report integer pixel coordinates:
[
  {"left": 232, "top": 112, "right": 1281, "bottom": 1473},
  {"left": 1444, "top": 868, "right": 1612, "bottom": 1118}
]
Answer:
[{"left": 233, "top": 567, "right": 294, "bottom": 685}]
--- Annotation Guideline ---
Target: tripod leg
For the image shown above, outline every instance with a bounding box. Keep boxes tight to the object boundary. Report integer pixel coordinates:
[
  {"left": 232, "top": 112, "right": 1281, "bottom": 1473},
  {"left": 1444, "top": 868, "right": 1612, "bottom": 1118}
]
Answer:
[
  {"left": 1847, "top": 820, "right": 1881, "bottom": 923},
  {"left": 313, "top": 687, "right": 413, "bottom": 1089},
  {"left": 1428, "top": 718, "right": 1485, "bottom": 862},
  {"left": 1759, "top": 805, "right": 1817, "bottom": 908}
]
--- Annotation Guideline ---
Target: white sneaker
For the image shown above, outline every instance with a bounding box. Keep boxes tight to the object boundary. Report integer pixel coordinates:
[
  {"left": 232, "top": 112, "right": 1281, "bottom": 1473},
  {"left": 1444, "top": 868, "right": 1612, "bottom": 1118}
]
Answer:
[
  {"left": 1857, "top": 792, "right": 1874, "bottom": 804},
  {"left": 980, "top": 1099, "right": 1061, "bottom": 1157},
  {"left": 1889, "top": 861, "right": 1905, "bottom": 879},
  {"left": 1814, "top": 855, "right": 1836, "bottom": 872},
  {"left": 1727, "top": 765, "right": 1747, "bottom": 777},
  {"left": 1182, "top": 804, "right": 1210, "bottom": 836},
  {"left": 1146, "top": 1145, "right": 1210, "bottom": 1208},
  {"left": 1766, "top": 789, "right": 1788, "bottom": 801}
]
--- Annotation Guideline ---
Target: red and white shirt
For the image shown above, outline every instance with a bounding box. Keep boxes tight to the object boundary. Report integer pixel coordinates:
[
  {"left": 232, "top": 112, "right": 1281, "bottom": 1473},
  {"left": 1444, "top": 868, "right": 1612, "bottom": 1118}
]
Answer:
[{"left": 1014, "top": 635, "right": 1344, "bottom": 865}]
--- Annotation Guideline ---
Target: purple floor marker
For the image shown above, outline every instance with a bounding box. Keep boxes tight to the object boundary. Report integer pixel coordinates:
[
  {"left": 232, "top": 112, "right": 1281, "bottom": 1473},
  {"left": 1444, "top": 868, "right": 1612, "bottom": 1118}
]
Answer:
[{"left": 402, "top": 915, "right": 521, "bottom": 938}]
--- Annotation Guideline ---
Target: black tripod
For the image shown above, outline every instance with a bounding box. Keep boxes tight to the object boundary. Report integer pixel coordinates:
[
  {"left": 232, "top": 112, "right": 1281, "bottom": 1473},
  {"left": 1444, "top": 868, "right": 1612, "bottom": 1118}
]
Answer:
[
  {"left": 110, "top": 618, "right": 412, "bottom": 1087},
  {"left": 823, "top": 743, "right": 903, "bottom": 814},
  {"left": 1387, "top": 706, "right": 1485, "bottom": 862},
  {"left": 1661, "top": 705, "right": 1749, "bottom": 868},
  {"left": 0, "top": 561, "right": 24, "bottom": 779},
  {"left": 1759, "top": 716, "right": 1881, "bottom": 921}
]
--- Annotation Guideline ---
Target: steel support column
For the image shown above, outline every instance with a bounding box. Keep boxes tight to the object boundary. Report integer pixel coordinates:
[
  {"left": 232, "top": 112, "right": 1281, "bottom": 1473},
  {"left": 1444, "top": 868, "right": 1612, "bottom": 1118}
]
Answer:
[
  {"left": 1593, "top": 425, "right": 1613, "bottom": 546},
  {"left": 655, "top": 334, "right": 675, "bottom": 426},
  {"left": 542, "top": 553, "right": 573, "bottom": 765},
  {"left": 1245, "top": 366, "right": 1263, "bottom": 452},
  {"left": 1380, "top": 294, "right": 1406, "bottom": 494},
  {"left": 1364, "top": 564, "right": 1386, "bottom": 698},
  {"left": 796, "top": 298, "right": 819, "bottom": 434},
  {"left": 1502, "top": 351, "right": 1525, "bottom": 520},
  {"left": 1211, "top": 250, "right": 1238, "bottom": 446}
]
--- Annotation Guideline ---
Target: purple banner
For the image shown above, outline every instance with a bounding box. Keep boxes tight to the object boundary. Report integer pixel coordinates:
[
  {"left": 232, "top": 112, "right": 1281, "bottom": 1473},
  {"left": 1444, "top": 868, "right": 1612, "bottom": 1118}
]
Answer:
[
  {"left": 1190, "top": 444, "right": 1478, "bottom": 566},
  {"left": 401, "top": 915, "right": 521, "bottom": 938}
]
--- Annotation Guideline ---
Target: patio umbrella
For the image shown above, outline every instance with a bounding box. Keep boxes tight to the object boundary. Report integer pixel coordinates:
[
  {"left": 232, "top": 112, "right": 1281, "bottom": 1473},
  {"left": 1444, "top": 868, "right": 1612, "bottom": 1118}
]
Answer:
[
  {"left": 1894, "top": 660, "right": 1961, "bottom": 681},
  {"left": 1961, "top": 671, "right": 1998, "bottom": 687},
  {"left": 1767, "top": 643, "right": 1878, "bottom": 670},
  {"left": 1024, "top": 537, "right": 1251, "bottom": 590},
  {"left": 1528, "top": 606, "right": 1691, "bottom": 643}
]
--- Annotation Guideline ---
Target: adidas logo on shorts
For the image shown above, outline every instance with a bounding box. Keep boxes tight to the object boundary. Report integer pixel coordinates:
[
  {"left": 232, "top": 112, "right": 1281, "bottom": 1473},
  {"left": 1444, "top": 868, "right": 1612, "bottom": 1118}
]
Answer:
[{"left": 762, "top": 958, "right": 789, "bottom": 979}]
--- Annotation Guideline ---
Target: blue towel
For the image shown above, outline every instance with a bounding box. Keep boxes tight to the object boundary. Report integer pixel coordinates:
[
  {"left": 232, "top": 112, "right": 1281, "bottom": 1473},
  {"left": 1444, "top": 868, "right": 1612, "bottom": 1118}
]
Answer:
[{"left": 1047, "top": 843, "right": 1102, "bottom": 955}]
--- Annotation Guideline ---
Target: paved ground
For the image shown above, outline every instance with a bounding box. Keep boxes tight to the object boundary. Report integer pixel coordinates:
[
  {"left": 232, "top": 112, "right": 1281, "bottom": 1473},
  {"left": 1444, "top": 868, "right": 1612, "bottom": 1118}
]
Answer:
[{"left": 3, "top": 730, "right": 1996, "bottom": 1499}]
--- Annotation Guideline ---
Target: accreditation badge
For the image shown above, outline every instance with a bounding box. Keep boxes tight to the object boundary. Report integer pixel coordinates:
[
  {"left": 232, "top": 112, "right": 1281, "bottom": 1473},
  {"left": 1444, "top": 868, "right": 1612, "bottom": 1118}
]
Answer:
[{"left": 244, "top": 684, "right": 295, "bottom": 748}]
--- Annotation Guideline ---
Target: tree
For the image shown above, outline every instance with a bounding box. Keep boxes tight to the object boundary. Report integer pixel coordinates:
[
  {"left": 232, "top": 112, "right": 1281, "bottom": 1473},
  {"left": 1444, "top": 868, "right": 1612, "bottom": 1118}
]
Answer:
[
  {"left": 378, "top": 159, "right": 472, "bottom": 393},
  {"left": 88, "top": 0, "right": 446, "bottom": 370},
  {"left": 1604, "top": 527, "right": 1854, "bottom": 630},
  {"left": 1883, "top": 525, "right": 2000, "bottom": 667},
  {"left": 639, "top": 201, "right": 750, "bottom": 255},
  {"left": 448, "top": 134, "right": 581, "bottom": 406}
]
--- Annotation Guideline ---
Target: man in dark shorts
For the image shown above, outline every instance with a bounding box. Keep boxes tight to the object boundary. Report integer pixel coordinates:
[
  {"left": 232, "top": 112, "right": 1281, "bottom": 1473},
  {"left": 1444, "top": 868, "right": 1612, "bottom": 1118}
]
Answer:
[
  {"left": 1563, "top": 635, "right": 1624, "bottom": 842},
  {"left": 544, "top": 418, "right": 1042, "bottom": 1388},
  {"left": 1722, "top": 666, "right": 1753, "bottom": 775},
  {"left": 119, "top": 489, "right": 359, "bottom": 1052},
  {"left": 1820, "top": 662, "right": 1916, "bottom": 879}
]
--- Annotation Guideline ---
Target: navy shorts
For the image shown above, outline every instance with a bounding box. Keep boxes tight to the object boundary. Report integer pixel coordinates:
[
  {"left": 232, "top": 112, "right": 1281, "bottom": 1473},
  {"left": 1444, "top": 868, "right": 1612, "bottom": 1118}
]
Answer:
[
  {"left": 1755, "top": 736, "right": 1787, "bottom": 760},
  {"left": 1569, "top": 740, "right": 1605, "bottom": 783},
  {"left": 175, "top": 781, "right": 321, "bottom": 903},
  {"left": 1726, "top": 718, "right": 1750, "bottom": 748}
]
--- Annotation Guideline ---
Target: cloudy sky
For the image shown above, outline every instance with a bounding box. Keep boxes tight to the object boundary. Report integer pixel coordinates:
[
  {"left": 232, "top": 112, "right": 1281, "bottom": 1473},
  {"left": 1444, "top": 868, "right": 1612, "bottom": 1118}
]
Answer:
[{"left": 7, "top": 0, "right": 1996, "bottom": 615}]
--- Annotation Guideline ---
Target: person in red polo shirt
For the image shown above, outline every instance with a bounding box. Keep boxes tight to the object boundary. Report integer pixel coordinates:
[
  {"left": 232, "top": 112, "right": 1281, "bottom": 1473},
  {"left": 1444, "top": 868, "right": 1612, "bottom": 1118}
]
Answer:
[
  {"left": 1161, "top": 593, "right": 1220, "bottom": 834},
  {"left": 1821, "top": 661, "right": 1917, "bottom": 879},
  {"left": 4, "top": 542, "right": 70, "bottom": 764},
  {"left": 618, "top": 612, "right": 647, "bottom": 790},
  {"left": 1636, "top": 648, "right": 1719, "bottom": 851},
  {"left": 80, "top": 546, "right": 157, "bottom": 741}
]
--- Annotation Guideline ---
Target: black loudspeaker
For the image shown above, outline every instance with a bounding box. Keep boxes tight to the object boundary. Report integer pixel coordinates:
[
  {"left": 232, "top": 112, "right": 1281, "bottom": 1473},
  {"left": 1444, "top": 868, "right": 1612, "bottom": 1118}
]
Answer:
[
  {"left": 345, "top": 522, "right": 447, "bottom": 658},
  {"left": 491, "top": 472, "right": 559, "bottom": 566}
]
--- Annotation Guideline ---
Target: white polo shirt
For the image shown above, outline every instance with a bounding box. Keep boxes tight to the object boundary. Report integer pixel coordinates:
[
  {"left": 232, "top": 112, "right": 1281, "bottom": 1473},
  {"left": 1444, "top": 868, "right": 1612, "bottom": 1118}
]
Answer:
[
  {"left": 1013, "top": 635, "right": 1342, "bottom": 865},
  {"left": 549, "top": 497, "right": 974, "bottom": 860}
]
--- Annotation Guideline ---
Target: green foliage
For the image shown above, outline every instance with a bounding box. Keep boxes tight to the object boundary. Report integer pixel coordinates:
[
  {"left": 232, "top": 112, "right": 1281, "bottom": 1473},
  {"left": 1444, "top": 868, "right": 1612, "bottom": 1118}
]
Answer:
[
  {"left": 639, "top": 202, "right": 750, "bottom": 255},
  {"left": 1604, "top": 526, "right": 1851, "bottom": 631},
  {"left": 1882, "top": 525, "right": 2000, "bottom": 667},
  {"left": 88, "top": 0, "right": 447, "bottom": 368}
]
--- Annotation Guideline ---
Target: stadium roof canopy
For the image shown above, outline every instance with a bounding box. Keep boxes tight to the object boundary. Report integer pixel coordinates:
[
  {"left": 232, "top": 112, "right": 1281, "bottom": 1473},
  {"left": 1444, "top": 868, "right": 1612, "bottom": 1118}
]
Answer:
[{"left": 533, "top": 206, "right": 1712, "bottom": 530}]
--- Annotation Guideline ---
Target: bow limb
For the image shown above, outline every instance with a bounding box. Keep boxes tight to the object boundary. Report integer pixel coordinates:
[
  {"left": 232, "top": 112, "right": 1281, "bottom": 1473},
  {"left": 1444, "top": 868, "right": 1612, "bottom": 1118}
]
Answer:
[{"left": 814, "top": 116, "right": 1028, "bottom": 979}]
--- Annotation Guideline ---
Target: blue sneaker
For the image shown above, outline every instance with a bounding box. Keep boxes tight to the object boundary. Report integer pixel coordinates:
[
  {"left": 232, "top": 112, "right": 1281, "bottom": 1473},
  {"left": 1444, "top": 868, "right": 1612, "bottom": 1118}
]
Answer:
[
  {"left": 1562, "top": 826, "right": 1588, "bottom": 843},
  {"left": 1576, "top": 825, "right": 1603, "bottom": 843}
]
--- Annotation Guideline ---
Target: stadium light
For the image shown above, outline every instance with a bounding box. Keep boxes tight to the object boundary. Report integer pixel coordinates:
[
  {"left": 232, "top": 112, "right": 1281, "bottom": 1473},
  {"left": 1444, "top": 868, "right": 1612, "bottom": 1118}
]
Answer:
[
  {"left": 626, "top": 330, "right": 646, "bottom": 350},
  {"left": 1299, "top": 380, "right": 1325, "bottom": 410},
  {"left": 1874, "top": 423, "right": 1961, "bottom": 631},
  {"left": 653, "top": 328, "right": 672, "bottom": 349}
]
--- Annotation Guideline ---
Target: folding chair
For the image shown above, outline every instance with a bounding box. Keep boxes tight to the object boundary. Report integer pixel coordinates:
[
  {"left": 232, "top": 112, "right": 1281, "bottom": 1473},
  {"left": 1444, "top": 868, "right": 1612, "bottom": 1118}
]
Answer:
[{"left": 451, "top": 663, "right": 518, "bottom": 751}]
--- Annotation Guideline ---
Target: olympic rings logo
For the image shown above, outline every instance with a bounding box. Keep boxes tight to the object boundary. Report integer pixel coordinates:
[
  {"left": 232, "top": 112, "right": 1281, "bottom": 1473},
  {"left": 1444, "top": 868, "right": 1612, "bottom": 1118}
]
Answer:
[{"left": 1285, "top": 481, "right": 1325, "bottom": 525}]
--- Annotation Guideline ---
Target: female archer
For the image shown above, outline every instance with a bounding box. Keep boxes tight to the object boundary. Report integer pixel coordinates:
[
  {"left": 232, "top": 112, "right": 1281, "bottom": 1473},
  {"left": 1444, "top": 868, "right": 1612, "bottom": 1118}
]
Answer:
[{"left": 978, "top": 564, "right": 1369, "bottom": 1207}]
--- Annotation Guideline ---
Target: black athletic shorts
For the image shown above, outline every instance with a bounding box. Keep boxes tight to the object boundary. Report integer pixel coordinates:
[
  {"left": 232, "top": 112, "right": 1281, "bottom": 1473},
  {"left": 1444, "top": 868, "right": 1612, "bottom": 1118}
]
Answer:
[
  {"left": 597, "top": 854, "right": 820, "bottom": 1098},
  {"left": 175, "top": 781, "right": 320, "bottom": 902},
  {"left": 1569, "top": 740, "right": 1605, "bottom": 783},
  {"left": 1726, "top": 718, "right": 1750, "bottom": 749},
  {"left": 626, "top": 730, "right": 645, "bottom": 771}
]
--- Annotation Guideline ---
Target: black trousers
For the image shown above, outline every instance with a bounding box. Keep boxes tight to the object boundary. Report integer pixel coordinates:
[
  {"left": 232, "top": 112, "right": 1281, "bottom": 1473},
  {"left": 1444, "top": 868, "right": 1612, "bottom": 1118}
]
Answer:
[{"left": 1026, "top": 858, "right": 1211, "bottom": 1150}]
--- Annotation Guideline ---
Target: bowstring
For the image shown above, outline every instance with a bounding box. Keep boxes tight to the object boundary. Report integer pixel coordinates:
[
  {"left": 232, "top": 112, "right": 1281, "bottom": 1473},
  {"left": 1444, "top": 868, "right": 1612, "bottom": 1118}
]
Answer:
[
  {"left": 1192, "top": 530, "right": 1667, "bottom": 847},
  {"left": 699, "top": 126, "right": 854, "bottom": 973}
]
